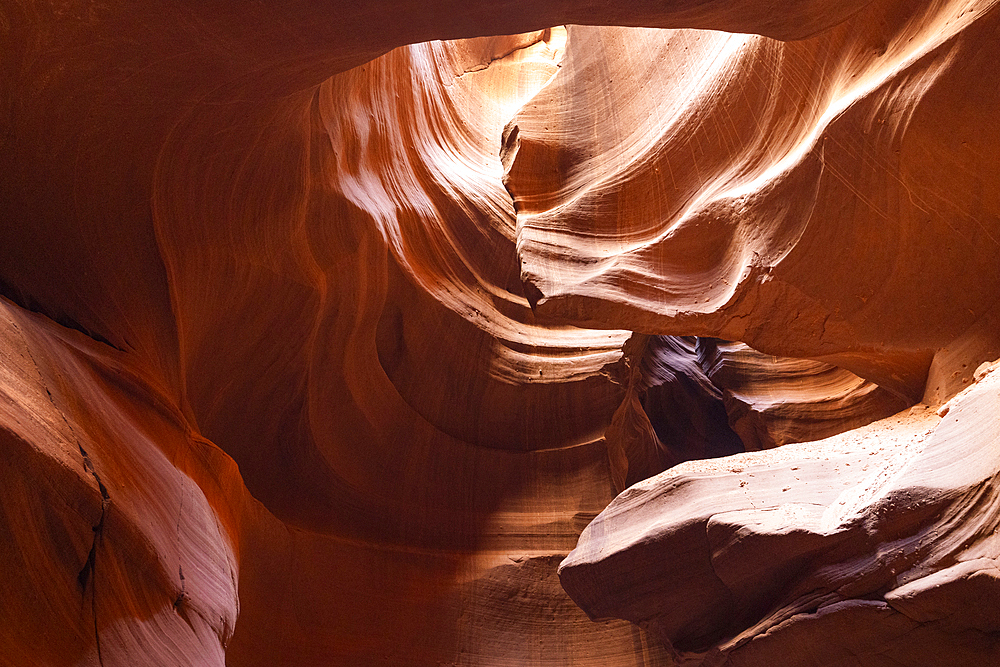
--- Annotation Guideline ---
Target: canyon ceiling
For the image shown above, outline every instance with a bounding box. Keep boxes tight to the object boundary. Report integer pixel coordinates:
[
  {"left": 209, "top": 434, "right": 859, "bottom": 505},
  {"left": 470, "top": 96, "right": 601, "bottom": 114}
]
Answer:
[{"left": 3, "top": 0, "right": 1000, "bottom": 665}]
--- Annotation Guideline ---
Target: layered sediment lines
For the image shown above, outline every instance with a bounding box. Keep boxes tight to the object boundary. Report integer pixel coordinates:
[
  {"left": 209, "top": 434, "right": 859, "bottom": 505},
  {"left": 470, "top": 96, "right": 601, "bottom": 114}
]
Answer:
[
  {"left": 2, "top": 0, "right": 1000, "bottom": 665},
  {"left": 504, "top": 1, "right": 1000, "bottom": 400}
]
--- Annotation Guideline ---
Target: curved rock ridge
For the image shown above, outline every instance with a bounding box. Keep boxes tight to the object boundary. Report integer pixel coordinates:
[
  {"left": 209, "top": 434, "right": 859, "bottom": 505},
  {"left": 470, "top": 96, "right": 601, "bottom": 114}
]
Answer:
[
  {"left": 702, "top": 340, "right": 911, "bottom": 451},
  {"left": 2, "top": 0, "right": 1000, "bottom": 664},
  {"left": 0, "top": 0, "right": 895, "bottom": 383},
  {"left": 505, "top": 0, "right": 1000, "bottom": 399},
  {"left": 149, "top": 29, "right": 637, "bottom": 549},
  {"left": 311, "top": 27, "right": 631, "bottom": 452},
  {"left": 561, "top": 361, "right": 1000, "bottom": 664},
  {"left": 1, "top": 19, "right": 667, "bottom": 666}
]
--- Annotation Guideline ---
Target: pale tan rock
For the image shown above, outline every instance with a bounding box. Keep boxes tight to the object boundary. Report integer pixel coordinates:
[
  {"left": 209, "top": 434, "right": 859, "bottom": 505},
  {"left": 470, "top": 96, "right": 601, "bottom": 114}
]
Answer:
[{"left": 561, "top": 361, "right": 1000, "bottom": 663}]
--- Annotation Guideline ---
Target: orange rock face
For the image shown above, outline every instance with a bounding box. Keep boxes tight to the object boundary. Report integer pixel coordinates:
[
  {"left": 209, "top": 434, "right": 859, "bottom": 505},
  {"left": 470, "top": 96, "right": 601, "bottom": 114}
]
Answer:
[{"left": 2, "top": 0, "right": 1000, "bottom": 665}]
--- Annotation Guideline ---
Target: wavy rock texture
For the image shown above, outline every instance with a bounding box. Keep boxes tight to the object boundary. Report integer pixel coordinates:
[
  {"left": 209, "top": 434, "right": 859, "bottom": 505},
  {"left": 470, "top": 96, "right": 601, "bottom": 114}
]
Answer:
[
  {"left": 606, "top": 336, "right": 908, "bottom": 491},
  {"left": 702, "top": 340, "right": 911, "bottom": 451},
  {"left": 2, "top": 0, "right": 1000, "bottom": 665},
  {"left": 504, "top": 1, "right": 1000, "bottom": 399}
]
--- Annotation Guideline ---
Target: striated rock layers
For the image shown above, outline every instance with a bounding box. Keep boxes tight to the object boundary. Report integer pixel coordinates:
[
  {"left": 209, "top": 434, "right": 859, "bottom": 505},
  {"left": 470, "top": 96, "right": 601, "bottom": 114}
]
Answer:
[{"left": 2, "top": 0, "right": 1000, "bottom": 665}]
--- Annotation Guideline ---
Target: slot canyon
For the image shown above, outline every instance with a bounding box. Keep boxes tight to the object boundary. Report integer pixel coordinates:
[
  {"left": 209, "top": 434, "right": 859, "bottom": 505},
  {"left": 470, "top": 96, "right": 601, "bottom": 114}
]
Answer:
[{"left": 3, "top": 0, "right": 1000, "bottom": 664}]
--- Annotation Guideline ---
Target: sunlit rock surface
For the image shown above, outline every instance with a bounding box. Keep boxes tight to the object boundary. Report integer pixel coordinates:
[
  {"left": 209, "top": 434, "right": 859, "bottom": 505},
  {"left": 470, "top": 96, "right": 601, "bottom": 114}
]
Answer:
[
  {"left": 561, "top": 363, "right": 1000, "bottom": 665},
  {"left": 2, "top": 0, "right": 1000, "bottom": 664},
  {"left": 504, "top": 3, "right": 1000, "bottom": 401}
]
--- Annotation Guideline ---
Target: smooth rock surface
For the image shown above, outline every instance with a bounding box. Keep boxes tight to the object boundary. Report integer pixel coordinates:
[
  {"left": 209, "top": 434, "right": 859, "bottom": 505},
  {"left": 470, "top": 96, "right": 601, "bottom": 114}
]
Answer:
[
  {"left": 3, "top": 0, "right": 1000, "bottom": 665},
  {"left": 561, "top": 364, "right": 1000, "bottom": 663}
]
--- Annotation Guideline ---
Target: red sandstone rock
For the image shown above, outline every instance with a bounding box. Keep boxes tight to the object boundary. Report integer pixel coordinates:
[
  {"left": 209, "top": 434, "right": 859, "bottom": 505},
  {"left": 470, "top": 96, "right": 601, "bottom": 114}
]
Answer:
[
  {"left": 702, "top": 340, "right": 910, "bottom": 451},
  {"left": 2, "top": 0, "right": 1000, "bottom": 665}
]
